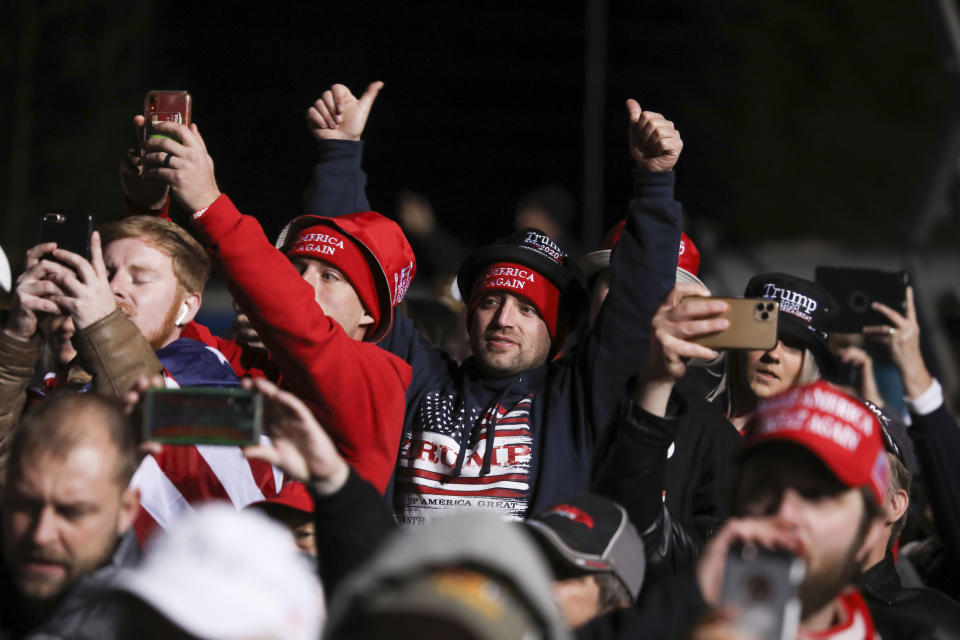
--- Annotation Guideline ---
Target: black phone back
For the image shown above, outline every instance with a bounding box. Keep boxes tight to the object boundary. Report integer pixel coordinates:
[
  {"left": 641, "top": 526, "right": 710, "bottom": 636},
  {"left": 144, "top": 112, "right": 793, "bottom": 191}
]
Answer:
[
  {"left": 814, "top": 266, "right": 909, "bottom": 333},
  {"left": 41, "top": 211, "right": 93, "bottom": 261}
]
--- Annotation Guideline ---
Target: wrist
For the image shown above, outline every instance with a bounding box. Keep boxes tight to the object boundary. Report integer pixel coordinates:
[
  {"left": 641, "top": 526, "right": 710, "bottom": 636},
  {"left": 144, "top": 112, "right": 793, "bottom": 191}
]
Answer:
[
  {"left": 309, "top": 460, "right": 350, "bottom": 496},
  {"left": 902, "top": 367, "right": 934, "bottom": 401},
  {"left": 183, "top": 190, "right": 221, "bottom": 214},
  {"left": 2, "top": 323, "right": 35, "bottom": 342},
  {"left": 73, "top": 303, "right": 118, "bottom": 331},
  {"left": 633, "top": 376, "right": 676, "bottom": 417},
  {"left": 899, "top": 357, "right": 933, "bottom": 399}
]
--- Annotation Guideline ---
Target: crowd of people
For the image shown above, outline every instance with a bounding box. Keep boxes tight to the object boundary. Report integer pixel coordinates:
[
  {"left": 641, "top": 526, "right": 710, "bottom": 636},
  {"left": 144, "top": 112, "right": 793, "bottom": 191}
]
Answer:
[{"left": 0, "top": 80, "right": 958, "bottom": 640}]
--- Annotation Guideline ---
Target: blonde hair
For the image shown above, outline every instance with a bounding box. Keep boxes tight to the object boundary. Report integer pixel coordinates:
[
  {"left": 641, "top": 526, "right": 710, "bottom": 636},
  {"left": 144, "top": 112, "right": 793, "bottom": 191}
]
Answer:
[
  {"left": 99, "top": 216, "right": 210, "bottom": 295},
  {"left": 707, "top": 347, "right": 820, "bottom": 417}
]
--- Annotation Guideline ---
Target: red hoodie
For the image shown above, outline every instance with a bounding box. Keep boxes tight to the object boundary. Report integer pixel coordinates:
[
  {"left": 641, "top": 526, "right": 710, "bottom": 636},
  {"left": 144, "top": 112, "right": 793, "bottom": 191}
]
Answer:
[{"left": 179, "top": 194, "right": 411, "bottom": 494}]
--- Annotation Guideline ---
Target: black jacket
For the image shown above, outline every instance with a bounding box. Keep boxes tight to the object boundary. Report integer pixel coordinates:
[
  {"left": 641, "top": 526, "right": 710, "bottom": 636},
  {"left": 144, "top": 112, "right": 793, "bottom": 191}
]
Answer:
[
  {"left": 907, "top": 402, "right": 960, "bottom": 598},
  {"left": 0, "top": 531, "right": 140, "bottom": 640},
  {"left": 591, "top": 384, "right": 740, "bottom": 579},
  {"left": 860, "top": 551, "right": 960, "bottom": 640}
]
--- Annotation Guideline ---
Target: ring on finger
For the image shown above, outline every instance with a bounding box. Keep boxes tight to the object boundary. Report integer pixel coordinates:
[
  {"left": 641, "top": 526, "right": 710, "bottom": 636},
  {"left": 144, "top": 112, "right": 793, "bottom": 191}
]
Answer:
[
  {"left": 888, "top": 327, "right": 896, "bottom": 336},
  {"left": 163, "top": 152, "right": 173, "bottom": 168}
]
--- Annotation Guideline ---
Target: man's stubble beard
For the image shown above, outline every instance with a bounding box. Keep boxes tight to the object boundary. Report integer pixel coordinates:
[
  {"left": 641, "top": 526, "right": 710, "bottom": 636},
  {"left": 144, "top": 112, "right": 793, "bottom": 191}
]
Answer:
[
  {"left": 118, "top": 297, "right": 181, "bottom": 351},
  {"left": 798, "top": 522, "right": 870, "bottom": 621}
]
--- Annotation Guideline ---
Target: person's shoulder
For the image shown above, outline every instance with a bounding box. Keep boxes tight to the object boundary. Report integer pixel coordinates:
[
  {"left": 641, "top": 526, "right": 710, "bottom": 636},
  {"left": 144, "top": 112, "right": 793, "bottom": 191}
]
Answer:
[{"left": 895, "top": 584, "right": 960, "bottom": 620}]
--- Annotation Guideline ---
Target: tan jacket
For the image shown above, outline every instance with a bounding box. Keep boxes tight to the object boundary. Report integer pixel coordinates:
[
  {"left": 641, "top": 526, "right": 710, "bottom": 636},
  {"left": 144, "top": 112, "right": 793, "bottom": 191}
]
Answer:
[{"left": 0, "top": 309, "right": 162, "bottom": 485}]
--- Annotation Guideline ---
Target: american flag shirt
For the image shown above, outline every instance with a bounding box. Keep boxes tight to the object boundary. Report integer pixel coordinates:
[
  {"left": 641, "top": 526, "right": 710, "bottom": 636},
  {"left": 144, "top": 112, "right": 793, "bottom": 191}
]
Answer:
[{"left": 395, "top": 382, "right": 535, "bottom": 525}]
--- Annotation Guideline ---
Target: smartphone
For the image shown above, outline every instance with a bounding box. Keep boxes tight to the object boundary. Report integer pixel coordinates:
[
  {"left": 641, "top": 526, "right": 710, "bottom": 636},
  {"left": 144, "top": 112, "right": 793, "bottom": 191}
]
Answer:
[
  {"left": 40, "top": 211, "right": 93, "bottom": 262},
  {"left": 144, "top": 90, "right": 192, "bottom": 140},
  {"left": 684, "top": 297, "right": 779, "bottom": 350},
  {"left": 721, "top": 544, "right": 806, "bottom": 640},
  {"left": 814, "top": 266, "right": 909, "bottom": 333},
  {"left": 142, "top": 387, "right": 262, "bottom": 446}
]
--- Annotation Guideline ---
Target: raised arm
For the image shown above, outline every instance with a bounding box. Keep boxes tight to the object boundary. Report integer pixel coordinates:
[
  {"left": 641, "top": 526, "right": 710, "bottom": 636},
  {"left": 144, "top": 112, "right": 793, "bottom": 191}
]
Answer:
[
  {"left": 303, "top": 82, "right": 382, "bottom": 216},
  {"left": 577, "top": 99, "right": 685, "bottom": 441},
  {"left": 140, "top": 120, "right": 411, "bottom": 494},
  {"left": 866, "top": 286, "right": 960, "bottom": 555},
  {"left": 592, "top": 285, "right": 731, "bottom": 577}
]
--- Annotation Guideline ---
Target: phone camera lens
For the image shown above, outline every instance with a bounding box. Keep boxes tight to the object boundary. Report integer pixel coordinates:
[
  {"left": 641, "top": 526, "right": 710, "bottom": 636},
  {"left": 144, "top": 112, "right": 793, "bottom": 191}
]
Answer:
[
  {"left": 756, "top": 303, "right": 764, "bottom": 311},
  {"left": 766, "top": 303, "right": 774, "bottom": 311},
  {"left": 746, "top": 575, "right": 772, "bottom": 604},
  {"left": 761, "top": 312, "right": 769, "bottom": 320}
]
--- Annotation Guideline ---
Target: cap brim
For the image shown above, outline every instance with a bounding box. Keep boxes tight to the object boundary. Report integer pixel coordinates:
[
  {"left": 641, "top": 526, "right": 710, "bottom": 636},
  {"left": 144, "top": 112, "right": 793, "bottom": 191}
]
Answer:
[
  {"left": 736, "top": 436, "right": 868, "bottom": 500},
  {"left": 675, "top": 268, "right": 706, "bottom": 289},
  {"left": 579, "top": 250, "right": 611, "bottom": 280},
  {"left": 776, "top": 313, "right": 837, "bottom": 376}
]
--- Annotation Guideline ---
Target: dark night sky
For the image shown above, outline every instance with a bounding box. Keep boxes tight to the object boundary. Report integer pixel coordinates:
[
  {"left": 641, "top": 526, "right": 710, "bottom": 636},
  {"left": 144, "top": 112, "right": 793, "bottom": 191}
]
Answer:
[{"left": 3, "top": 1, "right": 959, "bottom": 268}]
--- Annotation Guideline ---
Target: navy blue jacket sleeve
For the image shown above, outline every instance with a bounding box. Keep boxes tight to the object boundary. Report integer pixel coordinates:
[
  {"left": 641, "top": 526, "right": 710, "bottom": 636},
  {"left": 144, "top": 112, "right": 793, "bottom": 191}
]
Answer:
[
  {"left": 909, "top": 404, "right": 960, "bottom": 556},
  {"left": 301, "top": 137, "right": 453, "bottom": 391},
  {"left": 577, "top": 169, "right": 682, "bottom": 441},
  {"left": 302, "top": 140, "right": 370, "bottom": 216}
]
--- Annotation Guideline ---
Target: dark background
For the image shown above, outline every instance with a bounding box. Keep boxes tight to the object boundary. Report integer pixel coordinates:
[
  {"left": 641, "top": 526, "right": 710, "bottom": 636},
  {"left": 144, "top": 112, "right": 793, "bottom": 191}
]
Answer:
[{"left": 3, "top": 0, "right": 960, "bottom": 268}]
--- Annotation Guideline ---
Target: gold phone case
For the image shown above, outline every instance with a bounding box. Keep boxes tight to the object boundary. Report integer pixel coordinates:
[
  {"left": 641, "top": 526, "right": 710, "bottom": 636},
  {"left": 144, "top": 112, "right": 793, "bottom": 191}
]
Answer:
[{"left": 686, "top": 297, "right": 779, "bottom": 350}]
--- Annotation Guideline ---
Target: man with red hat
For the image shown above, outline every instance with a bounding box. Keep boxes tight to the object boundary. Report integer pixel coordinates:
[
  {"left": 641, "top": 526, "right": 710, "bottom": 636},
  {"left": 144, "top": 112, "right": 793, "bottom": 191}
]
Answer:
[
  {"left": 302, "top": 85, "right": 684, "bottom": 523},
  {"left": 129, "top": 114, "right": 415, "bottom": 502},
  {"left": 693, "top": 381, "right": 889, "bottom": 639}
]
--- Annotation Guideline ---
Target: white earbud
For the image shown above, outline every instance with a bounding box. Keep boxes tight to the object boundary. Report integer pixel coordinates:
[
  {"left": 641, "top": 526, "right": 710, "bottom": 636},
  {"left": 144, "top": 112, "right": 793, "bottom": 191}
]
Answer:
[{"left": 175, "top": 304, "right": 189, "bottom": 327}]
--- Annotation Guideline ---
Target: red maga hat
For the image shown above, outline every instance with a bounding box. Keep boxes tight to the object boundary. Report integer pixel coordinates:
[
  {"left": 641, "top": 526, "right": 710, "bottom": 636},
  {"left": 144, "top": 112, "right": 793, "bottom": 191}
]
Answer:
[
  {"left": 277, "top": 212, "right": 416, "bottom": 343},
  {"left": 742, "top": 381, "right": 889, "bottom": 505}
]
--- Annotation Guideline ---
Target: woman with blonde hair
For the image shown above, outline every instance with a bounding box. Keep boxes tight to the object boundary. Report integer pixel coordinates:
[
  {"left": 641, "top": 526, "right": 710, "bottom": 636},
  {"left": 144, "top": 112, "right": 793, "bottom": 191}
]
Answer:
[{"left": 709, "top": 272, "right": 838, "bottom": 432}]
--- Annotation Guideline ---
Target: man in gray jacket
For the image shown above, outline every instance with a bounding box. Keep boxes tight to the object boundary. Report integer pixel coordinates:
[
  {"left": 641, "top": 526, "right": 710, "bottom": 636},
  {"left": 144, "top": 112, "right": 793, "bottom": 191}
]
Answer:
[{"left": 0, "top": 393, "right": 140, "bottom": 639}]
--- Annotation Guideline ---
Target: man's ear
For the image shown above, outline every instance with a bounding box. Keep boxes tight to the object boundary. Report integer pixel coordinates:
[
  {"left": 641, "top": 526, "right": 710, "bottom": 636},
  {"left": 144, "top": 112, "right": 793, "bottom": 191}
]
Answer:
[
  {"left": 117, "top": 487, "right": 141, "bottom": 536},
  {"left": 178, "top": 292, "right": 202, "bottom": 326},
  {"left": 887, "top": 488, "right": 909, "bottom": 525}
]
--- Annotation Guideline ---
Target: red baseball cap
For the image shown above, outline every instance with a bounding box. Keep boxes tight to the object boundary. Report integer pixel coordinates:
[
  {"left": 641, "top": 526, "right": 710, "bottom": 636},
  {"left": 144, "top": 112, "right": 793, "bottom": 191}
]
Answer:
[
  {"left": 247, "top": 480, "right": 314, "bottom": 515},
  {"left": 742, "top": 381, "right": 890, "bottom": 505},
  {"left": 277, "top": 212, "right": 416, "bottom": 343},
  {"left": 580, "top": 221, "right": 703, "bottom": 287}
]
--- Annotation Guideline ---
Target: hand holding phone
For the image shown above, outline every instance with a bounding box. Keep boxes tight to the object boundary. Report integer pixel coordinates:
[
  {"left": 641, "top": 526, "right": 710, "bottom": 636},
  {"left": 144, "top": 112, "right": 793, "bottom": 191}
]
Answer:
[
  {"left": 814, "top": 266, "right": 909, "bottom": 333},
  {"left": 40, "top": 211, "right": 93, "bottom": 262},
  {"left": 241, "top": 377, "right": 351, "bottom": 494}
]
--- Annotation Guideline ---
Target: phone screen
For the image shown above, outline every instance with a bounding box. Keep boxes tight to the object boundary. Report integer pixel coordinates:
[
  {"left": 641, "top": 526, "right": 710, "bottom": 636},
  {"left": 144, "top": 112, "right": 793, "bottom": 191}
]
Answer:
[{"left": 142, "top": 387, "right": 262, "bottom": 446}]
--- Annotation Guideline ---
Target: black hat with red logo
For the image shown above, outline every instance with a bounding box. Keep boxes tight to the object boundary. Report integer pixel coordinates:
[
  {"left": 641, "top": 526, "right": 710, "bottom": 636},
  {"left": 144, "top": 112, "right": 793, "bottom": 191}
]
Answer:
[{"left": 523, "top": 494, "right": 645, "bottom": 600}]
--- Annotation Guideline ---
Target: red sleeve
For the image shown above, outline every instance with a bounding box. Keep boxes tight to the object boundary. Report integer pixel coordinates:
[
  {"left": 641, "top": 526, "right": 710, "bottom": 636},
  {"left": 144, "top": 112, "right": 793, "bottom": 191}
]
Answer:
[{"left": 188, "top": 194, "right": 411, "bottom": 494}]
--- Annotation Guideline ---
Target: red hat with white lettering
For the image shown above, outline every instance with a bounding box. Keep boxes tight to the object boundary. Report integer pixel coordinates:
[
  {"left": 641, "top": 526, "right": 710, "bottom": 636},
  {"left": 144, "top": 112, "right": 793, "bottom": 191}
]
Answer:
[
  {"left": 276, "top": 212, "right": 416, "bottom": 343},
  {"left": 742, "top": 381, "right": 890, "bottom": 505},
  {"left": 579, "top": 222, "right": 704, "bottom": 287}
]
